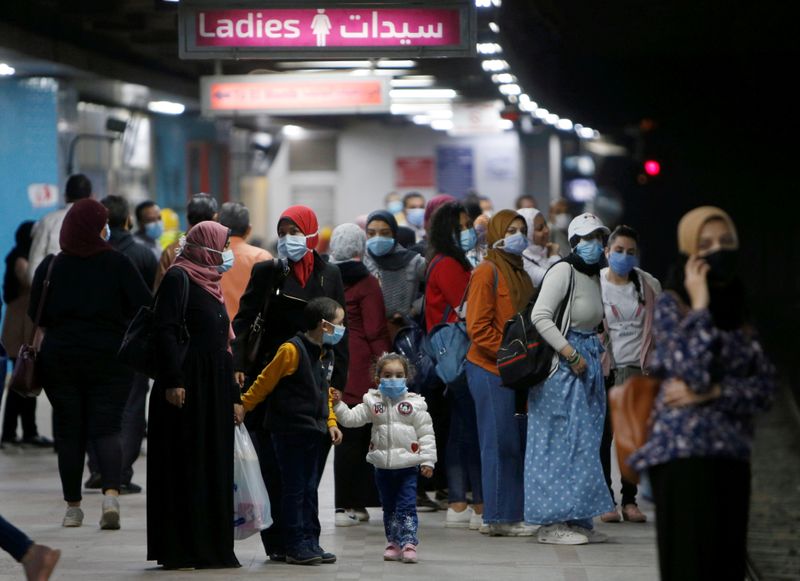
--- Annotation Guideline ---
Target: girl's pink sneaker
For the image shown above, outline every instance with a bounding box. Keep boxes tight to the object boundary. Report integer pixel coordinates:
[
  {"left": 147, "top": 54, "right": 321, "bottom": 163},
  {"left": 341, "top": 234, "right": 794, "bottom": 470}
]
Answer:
[
  {"left": 401, "top": 544, "right": 418, "bottom": 564},
  {"left": 383, "top": 544, "right": 401, "bottom": 561}
]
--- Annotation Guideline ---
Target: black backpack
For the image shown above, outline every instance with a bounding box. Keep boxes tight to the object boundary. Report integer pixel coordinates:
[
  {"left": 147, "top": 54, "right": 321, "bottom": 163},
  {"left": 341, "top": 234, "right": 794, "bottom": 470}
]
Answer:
[{"left": 496, "top": 266, "right": 574, "bottom": 391}]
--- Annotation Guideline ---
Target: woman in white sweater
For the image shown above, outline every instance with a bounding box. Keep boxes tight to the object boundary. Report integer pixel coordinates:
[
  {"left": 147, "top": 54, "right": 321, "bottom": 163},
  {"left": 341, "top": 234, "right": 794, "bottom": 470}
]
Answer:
[{"left": 525, "top": 213, "right": 615, "bottom": 545}]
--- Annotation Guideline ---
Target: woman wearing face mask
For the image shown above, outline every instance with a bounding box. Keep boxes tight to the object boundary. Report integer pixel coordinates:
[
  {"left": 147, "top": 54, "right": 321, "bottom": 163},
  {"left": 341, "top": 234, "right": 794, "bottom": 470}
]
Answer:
[
  {"left": 231, "top": 205, "right": 347, "bottom": 562},
  {"left": 465, "top": 210, "right": 537, "bottom": 537},
  {"left": 518, "top": 208, "right": 561, "bottom": 288},
  {"left": 629, "top": 207, "right": 776, "bottom": 581},
  {"left": 424, "top": 202, "right": 484, "bottom": 530},
  {"left": 598, "top": 225, "right": 661, "bottom": 524},
  {"left": 29, "top": 199, "right": 151, "bottom": 531},
  {"left": 363, "top": 210, "right": 426, "bottom": 339},
  {"left": 527, "top": 213, "right": 614, "bottom": 545},
  {"left": 147, "top": 221, "right": 242, "bottom": 570}
]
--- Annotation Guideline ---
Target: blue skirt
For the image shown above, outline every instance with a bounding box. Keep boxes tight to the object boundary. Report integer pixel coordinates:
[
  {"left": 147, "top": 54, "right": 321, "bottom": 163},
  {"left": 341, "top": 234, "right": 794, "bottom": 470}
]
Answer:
[{"left": 524, "top": 329, "right": 614, "bottom": 524}]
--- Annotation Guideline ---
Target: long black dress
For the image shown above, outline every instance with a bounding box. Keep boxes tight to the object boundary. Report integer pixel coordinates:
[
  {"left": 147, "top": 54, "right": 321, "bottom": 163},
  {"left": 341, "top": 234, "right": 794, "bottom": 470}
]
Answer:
[{"left": 147, "top": 267, "right": 240, "bottom": 569}]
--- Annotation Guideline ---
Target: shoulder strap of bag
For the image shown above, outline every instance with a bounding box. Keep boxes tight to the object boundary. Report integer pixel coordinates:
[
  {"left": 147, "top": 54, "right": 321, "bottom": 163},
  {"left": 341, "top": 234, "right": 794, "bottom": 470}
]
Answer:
[
  {"left": 252, "top": 259, "right": 289, "bottom": 333},
  {"left": 555, "top": 266, "right": 576, "bottom": 334},
  {"left": 32, "top": 254, "right": 58, "bottom": 328}
]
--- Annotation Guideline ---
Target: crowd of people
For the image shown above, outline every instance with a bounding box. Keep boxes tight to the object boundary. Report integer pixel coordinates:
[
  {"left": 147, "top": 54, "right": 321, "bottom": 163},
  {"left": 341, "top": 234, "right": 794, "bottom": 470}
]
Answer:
[{"left": 0, "top": 174, "right": 777, "bottom": 580}]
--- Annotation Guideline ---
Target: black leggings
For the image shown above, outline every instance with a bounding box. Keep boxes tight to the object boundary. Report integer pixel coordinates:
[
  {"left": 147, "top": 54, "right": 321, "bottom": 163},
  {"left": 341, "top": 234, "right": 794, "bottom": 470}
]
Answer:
[
  {"left": 1, "top": 359, "right": 39, "bottom": 441},
  {"left": 650, "top": 458, "right": 750, "bottom": 581},
  {"left": 45, "top": 382, "right": 130, "bottom": 502}
]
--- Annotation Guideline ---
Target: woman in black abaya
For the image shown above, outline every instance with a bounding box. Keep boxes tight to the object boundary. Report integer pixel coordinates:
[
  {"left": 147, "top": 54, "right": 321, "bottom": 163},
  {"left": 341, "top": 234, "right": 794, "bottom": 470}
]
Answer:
[{"left": 147, "top": 221, "right": 242, "bottom": 570}]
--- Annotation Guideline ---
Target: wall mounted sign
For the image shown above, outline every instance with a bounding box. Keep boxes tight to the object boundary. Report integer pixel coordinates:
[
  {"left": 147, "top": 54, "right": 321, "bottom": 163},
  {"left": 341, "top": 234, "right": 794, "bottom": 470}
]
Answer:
[
  {"left": 436, "top": 145, "right": 474, "bottom": 198},
  {"left": 201, "top": 74, "right": 390, "bottom": 115},
  {"left": 179, "top": 1, "right": 475, "bottom": 59},
  {"left": 395, "top": 157, "right": 434, "bottom": 188}
]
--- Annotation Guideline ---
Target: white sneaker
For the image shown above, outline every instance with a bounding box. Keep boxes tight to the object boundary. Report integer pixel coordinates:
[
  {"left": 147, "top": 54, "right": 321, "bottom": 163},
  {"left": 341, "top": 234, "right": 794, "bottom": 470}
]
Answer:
[
  {"left": 569, "top": 525, "right": 608, "bottom": 544},
  {"left": 479, "top": 519, "right": 490, "bottom": 534},
  {"left": 335, "top": 510, "right": 360, "bottom": 527},
  {"left": 488, "top": 522, "right": 537, "bottom": 537},
  {"left": 469, "top": 512, "right": 483, "bottom": 531},
  {"left": 537, "top": 524, "right": 588, "bottom": 545},
  {"left": 99, "top": 496, "right": 120, "bottom": 530},
  {"left": 62, "top": 507, "right": 84, "bottom": 528},
  {"left": 352, "top": 508, "right": 370, "bottom": 522},
  {"left": 445, "top": 507, "right": 473, "bottom": 529}
]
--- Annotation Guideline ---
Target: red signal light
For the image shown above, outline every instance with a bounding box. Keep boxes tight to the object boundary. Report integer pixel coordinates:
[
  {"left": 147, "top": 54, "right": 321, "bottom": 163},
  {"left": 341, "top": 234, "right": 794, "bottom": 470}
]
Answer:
[{"left": 644, "top": 160, "right": 661, "bottom": 176}]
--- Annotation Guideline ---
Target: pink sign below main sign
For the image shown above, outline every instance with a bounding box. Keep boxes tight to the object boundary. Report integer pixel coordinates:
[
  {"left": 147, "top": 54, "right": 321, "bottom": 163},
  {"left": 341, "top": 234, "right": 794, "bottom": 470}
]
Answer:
[{"left": 195, "top": 8, "right": 461, "bottom": 48}]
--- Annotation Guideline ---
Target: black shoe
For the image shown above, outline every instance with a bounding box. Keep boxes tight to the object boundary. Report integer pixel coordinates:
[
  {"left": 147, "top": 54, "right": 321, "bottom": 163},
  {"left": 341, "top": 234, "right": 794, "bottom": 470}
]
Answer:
[
  {"left": 0, "top": 437, "right": 21, "bottom": 449},
  {"left": 312, "top": 545, "right": 337, "bottom": 564},
  {"left": 285, "top": 547, "right": 322, "bottom": 566},
  {"left": 84, "top": 472, "right": 102, "bottom": 489},
  {"left": 22, "top": 435, "right": 53, "bottom": 448},
  {"left": 267, "top": 553, "right": 286, "bottom": 562},
  {"left": 416, "top": 493, "right": 439, "bottom": 512},
  {"left": 119, "top": 482, "right": 142, "bottom": 495}
]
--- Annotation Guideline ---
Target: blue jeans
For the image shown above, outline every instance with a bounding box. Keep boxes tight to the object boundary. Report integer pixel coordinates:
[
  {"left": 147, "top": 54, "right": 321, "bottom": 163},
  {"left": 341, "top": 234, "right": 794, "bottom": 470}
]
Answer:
[
  {"left": 0, "top": 515, "right": 33, "bottom": 562},
  {"left": 375, "top": 467, "right": 419, "bottom": 547},
  {"left": 446, "top": 375, "right": 483, "bottom": 504},
  {"left": 271, "top": 432, "right": 321, "bottom": 554},
  {"left": 465, "top": 362, "right": 526, "bottom": 524}
]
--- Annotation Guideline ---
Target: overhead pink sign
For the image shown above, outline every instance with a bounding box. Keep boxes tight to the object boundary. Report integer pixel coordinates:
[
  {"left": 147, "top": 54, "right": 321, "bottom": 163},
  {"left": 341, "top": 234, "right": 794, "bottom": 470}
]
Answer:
[{"left": 194, "top": 8, "right": 461, "bottom": 48}]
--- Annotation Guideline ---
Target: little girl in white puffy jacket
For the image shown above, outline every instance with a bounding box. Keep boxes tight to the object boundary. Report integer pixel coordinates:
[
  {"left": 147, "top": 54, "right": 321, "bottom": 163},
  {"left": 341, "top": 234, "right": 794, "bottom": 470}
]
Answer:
[{"left": 332, "top": 353, "right": 436, "bottom": 564}]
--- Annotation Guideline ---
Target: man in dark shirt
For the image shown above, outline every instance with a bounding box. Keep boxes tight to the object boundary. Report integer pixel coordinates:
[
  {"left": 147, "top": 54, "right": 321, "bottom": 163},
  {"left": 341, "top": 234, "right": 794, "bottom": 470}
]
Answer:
[
  {"left": 83, "top": 196, "right": 156, "bottom": 493},
  {"left": 133, "top": 200, "right": 163, "bottom": 261}
]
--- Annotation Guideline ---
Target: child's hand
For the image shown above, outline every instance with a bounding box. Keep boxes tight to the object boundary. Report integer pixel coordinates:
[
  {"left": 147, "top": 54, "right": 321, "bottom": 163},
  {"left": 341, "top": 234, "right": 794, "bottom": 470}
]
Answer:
[
  {"left": 329, "top": 426, "right": 343, "bottom": 446},
  {"left": 330, "top": 388, "right": 342, "bottom": 404},
  {"left": 420, "top": 466, "right": 434, "bottom": 479}
]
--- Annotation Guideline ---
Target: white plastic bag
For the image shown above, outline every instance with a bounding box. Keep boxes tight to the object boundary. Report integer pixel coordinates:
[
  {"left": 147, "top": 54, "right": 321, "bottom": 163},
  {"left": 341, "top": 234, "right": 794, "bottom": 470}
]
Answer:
[{"left": 233, "top": 424, "right": 272, "bottom": 540}]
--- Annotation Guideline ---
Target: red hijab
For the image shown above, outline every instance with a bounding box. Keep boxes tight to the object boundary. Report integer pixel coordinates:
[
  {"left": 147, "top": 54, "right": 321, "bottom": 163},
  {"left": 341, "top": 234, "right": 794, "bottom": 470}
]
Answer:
[
  {"left": 279, "top": 205, "right": 319, "bottom": 288},
  {"left": 171, "top": 221, "right": 229, "bottom": 303},
  {"left": 59, "top": 199, "right": 113, "bottom": 258},
  {"left": 424, "top": 194, "right": 457, "bottom": 230}
]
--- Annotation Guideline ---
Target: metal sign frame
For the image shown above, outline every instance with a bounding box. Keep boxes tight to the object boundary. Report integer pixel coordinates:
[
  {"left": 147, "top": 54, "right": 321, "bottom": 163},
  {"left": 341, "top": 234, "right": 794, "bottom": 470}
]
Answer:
[
  {"left": 200, "top": 73, "right": 391, "bottom": 116},
  {"left": 179, "top": 0, "right": 476, "bottom": 60}
]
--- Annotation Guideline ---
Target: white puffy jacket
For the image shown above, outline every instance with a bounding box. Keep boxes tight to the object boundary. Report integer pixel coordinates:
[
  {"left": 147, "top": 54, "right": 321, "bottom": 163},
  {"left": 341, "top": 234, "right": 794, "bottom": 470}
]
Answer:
[{"left": 334, "top": 389, "right": 437, "bottom": 469}]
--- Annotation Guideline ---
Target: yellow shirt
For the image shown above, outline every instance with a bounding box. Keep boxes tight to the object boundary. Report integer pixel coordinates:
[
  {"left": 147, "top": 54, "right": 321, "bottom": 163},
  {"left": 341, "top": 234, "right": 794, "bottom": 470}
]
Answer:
[{"left": 241, "top": 341, "right": 337, "bottom": 428}]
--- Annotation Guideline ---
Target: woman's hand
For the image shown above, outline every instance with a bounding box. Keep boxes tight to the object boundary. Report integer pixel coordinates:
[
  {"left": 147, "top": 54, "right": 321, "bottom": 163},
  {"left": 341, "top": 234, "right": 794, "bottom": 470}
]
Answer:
[
  {"left": 166, "top": 387, "right": 186, "bottom": 408},
  {"left": 234, "top": 372, "right": 246, "bottom": 388},
  {"left": 329, "top": 426, "right": 343, "bottom": 446},
  {"left": 420, "top": 466, "right": 434, "bottom": 479},
  {"left": 684, "top": 255, "right": 711, "bottom": 311},
  {"left": 330, "top": 388, "right": 342, "bottom": 404},
  {"left": 233, "top": 404, "right": 244, "bottom": 425},
  {"left": 662, "top": 379, "right": 721, "bottom": 408},
  {"left": 560, "top": 345, "right": 587, "bottom": 375},
  {"left": 546, "top": 242, "right": 560, "bottom": 257}
]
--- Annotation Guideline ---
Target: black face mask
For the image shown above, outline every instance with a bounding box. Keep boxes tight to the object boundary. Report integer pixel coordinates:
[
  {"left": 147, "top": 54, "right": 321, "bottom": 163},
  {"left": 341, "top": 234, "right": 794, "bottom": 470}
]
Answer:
[{"left": 703, "top": 249, "right": 739, "bottom": 284}]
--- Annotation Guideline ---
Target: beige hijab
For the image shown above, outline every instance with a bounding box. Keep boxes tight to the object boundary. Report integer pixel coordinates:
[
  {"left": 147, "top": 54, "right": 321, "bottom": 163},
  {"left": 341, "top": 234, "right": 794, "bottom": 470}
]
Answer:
[{"left": 677, "top": 206, "right": 739, "bottom": 255}]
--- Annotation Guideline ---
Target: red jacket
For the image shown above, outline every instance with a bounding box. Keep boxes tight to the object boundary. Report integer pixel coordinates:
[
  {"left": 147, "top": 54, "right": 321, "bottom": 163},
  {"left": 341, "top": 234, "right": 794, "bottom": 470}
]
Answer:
[
  {"left": 424, "top": 254, "right": 471, "bottom": 333},
  {"left": 340, "top": 265, "right": 392, "bottom": 405}
]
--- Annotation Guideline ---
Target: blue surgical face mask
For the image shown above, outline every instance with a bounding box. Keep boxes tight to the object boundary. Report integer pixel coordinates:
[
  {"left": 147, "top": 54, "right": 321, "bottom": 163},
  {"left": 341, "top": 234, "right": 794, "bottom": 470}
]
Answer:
[
  {"left": 278, "top": 234, "right": 310, "bottom": 263},
  {"left": 406, "top": 207, "right": 425, "bottom": 229},
  {"left": 323, "top": 321, "right": 345, "bottom": 345},
  {"left": 102, "top": 224, "right": 111, "bottom": 242},
  {"left": 366, "top": 236, "right": 395, "bottom": 257},
  {"left": 387, "top": 200, "right": 404, "bottom": 215},
  {"left": 575, "top": 239, "right": 604, "bottom": 264},
  {"left": 495, "top": 231, "right": 528, "bottom": 255},
  {"left": 217, "top": 249, "right": 235, "bottom": 273},
  {"left": 458, "top": 228, "right": 478, "bottom": 252},
  {"left": 144, "top": 220, "right": 164, "bottom": 241},
  {"left": 608, "top": 251, "right": 638, "bottom": 277},
  {"left": 379, "top": 377, "right": 407, "bottom": 399}
]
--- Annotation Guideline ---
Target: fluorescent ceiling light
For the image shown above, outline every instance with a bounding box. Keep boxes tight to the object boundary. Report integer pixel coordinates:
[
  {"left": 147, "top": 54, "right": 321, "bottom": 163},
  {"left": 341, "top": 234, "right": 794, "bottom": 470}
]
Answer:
[
  {"left": 499, "top": 83, "right": 522, "bottom": 96},
  {"left": 477, "top": 43, "right": 502, "bottom": 54},
  {"left": 390, "top": 103, "right": 453, "bottom": 115},
  {"left": 147, "top": 101, "right": 185, "bottom": 115},
  {"left": 545, "top": 113, "right": 560, "bottom": 125},
  {"left": 489, "top": 22, "right": 500, "bottom": 33},
  {"left": 431, "top": 120, "right": 454, "bottom": 131},
  {"left": 428, "top": 109, "right": 454, "bottom": 119},
  {"left": 556, "top": 119, "right": 574, "bottom": 131},
  {"left": 519, "top": 100, "right": 539, "bottom": 112},
  {"left": 533, "top": 108, "right": 549, "bottom": 119},
  {"left": 0, "top": 63, "right": 16, "bottom": 76},
  {"left": 377, "top": 60, "right": 417, "bottom": 68},
  {"left": 282, "top": 125, "right": 305, "bottom": 137},
  {"left": 412, "top": 115, "right": 432, "bottom": 125},
  {"left": 390, "top": 76, "right": 436, "bottom": 88},
  {"left": 481, "top": 59, "right": 509, "bottom": 72},
  {"left": 476, "top": 0, "right": 502, "bottom": 7},
  {"left": 577, "top": 127, "right": 595, "bottom": 139},
  {"left": 492, "top": 73, "right": 516, "bottom": 84},
  {"left": 390, "top": 89, "right": 457, "bottom": 100},
  {"left": 499, "top": 119, "right": 514, "bottom": 130}
]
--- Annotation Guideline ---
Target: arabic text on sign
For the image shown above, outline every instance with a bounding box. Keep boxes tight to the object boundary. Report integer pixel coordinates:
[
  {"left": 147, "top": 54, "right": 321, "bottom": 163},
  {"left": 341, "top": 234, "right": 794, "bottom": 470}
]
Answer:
[
  {"left": 195, "top": 8, "right": 460, "bottom": 48},
  {"left": 209, "top": 80, "right": 385, "bottom": 111}
]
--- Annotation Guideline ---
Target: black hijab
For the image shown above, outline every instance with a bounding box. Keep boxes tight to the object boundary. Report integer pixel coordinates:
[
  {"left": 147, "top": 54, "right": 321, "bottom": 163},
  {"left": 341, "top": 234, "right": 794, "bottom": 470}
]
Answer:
[
  {"left": 366, "top": 210, "right": 419, "bottom": 271},
  {"left": 3, "top": 221, "right": 35, "bottom": 304}
]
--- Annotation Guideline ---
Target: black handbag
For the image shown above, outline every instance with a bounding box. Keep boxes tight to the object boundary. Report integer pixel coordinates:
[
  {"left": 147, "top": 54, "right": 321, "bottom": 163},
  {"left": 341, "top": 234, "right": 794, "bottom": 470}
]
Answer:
[
  {"left": 496, "top": 266, "right": 574, "bottom": 390},
  {"left": 117, "top": 268, "right": 190, "bottom": 379},
  {"left": 239, "top": 259, "right": 289, "bottom": 367}
]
